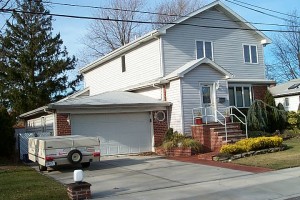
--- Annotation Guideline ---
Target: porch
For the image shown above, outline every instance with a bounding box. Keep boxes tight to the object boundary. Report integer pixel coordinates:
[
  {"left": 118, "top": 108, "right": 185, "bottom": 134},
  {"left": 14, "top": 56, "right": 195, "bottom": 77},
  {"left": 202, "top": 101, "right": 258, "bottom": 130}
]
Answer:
[{"left": 191, "top": 106, "right": 247, "bottom": 153}]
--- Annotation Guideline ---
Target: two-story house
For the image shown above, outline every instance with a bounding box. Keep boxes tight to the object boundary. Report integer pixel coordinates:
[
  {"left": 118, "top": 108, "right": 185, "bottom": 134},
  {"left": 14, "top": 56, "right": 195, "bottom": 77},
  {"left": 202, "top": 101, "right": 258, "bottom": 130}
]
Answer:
[{"left": 20, "top": 1, "right": 274, "bottom": 156}]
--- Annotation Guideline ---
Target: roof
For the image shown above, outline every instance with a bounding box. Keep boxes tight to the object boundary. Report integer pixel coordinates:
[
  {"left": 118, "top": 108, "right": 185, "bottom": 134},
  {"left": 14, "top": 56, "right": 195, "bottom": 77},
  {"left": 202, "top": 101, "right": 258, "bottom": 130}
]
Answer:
[
  {"left": 164, "top": 58, "right": 233, "bottom": 80},
  {"left": 269, "top": 79, "right": 300, "bottom": 97},
  {"left": 48, "top": 91, "right": 171, "bottom": 109},
  {"left": 19, "top": 106, "right": 50, "bottom": 119},
  {"left": 80, "top": 0, "right": 271, "bottom": 74},
  {"left": 228, "top": 79, "right": 276, "bottom": 84}
]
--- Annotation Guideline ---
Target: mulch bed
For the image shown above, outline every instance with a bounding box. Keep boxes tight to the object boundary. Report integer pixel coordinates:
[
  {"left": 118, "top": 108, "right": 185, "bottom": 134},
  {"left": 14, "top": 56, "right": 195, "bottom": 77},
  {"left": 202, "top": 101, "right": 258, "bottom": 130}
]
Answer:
[{"left": 167, "top": 155, "right": 273, "bottom": 173}]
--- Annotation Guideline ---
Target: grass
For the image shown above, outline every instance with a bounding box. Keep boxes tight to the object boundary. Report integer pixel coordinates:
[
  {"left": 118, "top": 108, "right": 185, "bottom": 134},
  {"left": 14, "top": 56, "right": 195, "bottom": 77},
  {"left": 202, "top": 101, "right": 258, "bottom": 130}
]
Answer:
[
  {"left": 232, "top": 137, "right": 300, "bottom": 170},
  {"left": 0, "top": 159, "right": 68, "bottom": 200}
]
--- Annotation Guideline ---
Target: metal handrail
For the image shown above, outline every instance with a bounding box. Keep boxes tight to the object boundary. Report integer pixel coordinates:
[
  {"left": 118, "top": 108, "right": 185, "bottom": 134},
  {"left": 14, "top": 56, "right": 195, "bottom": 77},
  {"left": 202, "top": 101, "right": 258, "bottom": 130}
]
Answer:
[
  {"left": 192, "top": 106, "right": 248, "bottom": 141},
  {"left": 215, "top": 110, "right": 228, "bottom": 141},
  {"left": 226, "top": 106, "right": 248, "bottom": 138},
  {"left": 192, "top": 106, "right": 215, "bottom": 124}
]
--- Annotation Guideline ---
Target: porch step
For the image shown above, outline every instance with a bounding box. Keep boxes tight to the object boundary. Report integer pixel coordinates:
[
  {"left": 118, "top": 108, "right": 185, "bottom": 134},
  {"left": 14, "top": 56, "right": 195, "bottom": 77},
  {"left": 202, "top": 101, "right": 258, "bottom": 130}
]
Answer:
[
  {"left": 222, "top": 135, "right": 246, "bottom": 144},
  {"left": 214, "top": 130, "right": 243, "bottom": 136},
  {"left": 198, "top": 152, "right": 219, "bottom": 161}
]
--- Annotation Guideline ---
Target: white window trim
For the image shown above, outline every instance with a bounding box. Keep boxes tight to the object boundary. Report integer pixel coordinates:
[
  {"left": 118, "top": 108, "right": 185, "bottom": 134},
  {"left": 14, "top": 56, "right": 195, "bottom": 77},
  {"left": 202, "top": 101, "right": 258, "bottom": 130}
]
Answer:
[
  {"left": 229, "top": 84, "right": 253, "bottom": 108},
  {"left": 242, "top": 44, "right": 258, "bottom": 64},
  {"left": 195, "top": 40, "right": 214, "bottom": 60},
  {"left": 284, "top": 97, "right": 289, "bottom": 110}
]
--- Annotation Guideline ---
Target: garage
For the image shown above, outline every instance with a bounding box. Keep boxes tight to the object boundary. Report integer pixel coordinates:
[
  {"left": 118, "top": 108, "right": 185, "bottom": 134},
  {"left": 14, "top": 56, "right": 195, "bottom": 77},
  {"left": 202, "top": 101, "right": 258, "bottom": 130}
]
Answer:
[
  {"left": 48, "top": 91, "right": 170, "bottom": 156},
  {"left": 71, "top": 112, "right": 152, "bottom": 156}
]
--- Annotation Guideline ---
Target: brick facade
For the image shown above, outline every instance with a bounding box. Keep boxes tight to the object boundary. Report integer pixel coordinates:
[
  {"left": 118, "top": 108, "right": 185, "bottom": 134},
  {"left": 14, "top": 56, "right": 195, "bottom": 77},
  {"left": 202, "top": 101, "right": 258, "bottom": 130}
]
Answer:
[
  {"left": 192, "top": 125, "right": 223, "bottom": 152},
  {"left": 153, "top": 111, "right": 168, "bottom": 146},
  {"left": 56, "top": 113, "right": 71, "bottom": 136},
  {"left": 252, "top": 85, "right": 267, "bottom": 101}
]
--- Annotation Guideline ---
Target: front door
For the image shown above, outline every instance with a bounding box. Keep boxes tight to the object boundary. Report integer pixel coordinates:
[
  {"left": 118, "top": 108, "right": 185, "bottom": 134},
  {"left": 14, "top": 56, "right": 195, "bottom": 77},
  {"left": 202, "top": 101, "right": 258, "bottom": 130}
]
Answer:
[{"left": 200, "top": 83, "right": 215, "bottom": 122}]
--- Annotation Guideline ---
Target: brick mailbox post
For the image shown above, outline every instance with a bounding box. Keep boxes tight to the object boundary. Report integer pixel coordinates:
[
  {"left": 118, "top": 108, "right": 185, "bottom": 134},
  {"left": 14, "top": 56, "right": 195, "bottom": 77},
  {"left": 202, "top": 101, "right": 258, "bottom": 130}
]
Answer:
[{"left": 67, "top": 182, "right": 92, "bottom": 200}]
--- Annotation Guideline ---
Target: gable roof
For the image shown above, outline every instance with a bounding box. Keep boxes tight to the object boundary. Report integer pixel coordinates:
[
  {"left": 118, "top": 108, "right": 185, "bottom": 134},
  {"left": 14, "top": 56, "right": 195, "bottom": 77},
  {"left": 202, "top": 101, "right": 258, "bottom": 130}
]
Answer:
[
  {"left": 80, "top": 0, "right": 271, "bottom": 74},
  {"left": 159, "top": 1, "right": 271, "bottom": 44},
  {"left": 269, "top": 79, "right": 300, "bottom": 97},
  {"left": 48, "top": 91, "right": 171, "bottom": 109},
  {"left": 164, "top": 58, "right": 233, "bottom": 80}
]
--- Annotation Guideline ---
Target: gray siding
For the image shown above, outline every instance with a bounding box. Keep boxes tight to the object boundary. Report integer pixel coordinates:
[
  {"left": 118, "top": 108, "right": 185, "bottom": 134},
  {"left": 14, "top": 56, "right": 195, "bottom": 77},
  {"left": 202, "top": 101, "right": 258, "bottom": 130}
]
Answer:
[
  {"left": 162, "top": 8, "right": 265, "bottom": 79},
  {"left": 181, "top": 64, "right": 226, "bottom": 134}
]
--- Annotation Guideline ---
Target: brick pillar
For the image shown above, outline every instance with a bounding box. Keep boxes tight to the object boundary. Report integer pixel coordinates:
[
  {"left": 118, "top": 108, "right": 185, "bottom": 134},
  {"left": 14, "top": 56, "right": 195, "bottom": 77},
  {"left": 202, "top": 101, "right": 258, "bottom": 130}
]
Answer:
[
  {"left": 153, "top": 111, "right": 168, "bottom": 147},
  {"left": 67, "top": 182, "right": 91, "bottom": 200},
  {"left": 56, "top": 113, "right": 71, "bottom": 136},
  {"left": 252, "top": 85, "right": 267, "bottom": 101}
]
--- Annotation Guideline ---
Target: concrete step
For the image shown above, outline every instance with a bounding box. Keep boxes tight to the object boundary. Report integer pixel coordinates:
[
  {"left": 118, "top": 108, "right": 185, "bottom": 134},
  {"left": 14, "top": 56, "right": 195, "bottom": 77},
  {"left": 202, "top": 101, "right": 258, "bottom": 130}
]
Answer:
[
  {"left": 215, "top": 130, "right": 243, "bottom": 136},
  {"left": 210, "top": 125, "right": 241, "bottom": 132},
  {"left": 222, "top": 135, "right": 246, "bottom": 144}
]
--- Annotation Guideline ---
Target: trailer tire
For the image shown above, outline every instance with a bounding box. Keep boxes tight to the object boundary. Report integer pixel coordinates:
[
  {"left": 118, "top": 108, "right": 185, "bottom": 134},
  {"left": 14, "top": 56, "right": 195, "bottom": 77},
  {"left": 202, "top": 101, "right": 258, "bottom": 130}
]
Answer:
[
  {"left": 39, "top": 164, "right": 47, "bottom": 171},
  {"left": 68, "top": 149, "right": 83, "bottom": 164}
]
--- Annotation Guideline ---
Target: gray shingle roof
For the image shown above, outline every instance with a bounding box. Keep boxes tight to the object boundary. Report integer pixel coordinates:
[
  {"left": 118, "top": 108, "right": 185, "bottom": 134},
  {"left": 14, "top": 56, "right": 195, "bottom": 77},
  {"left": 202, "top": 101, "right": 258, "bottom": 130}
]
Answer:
[
  {"left": 269, "top": 79, "right": 300, "bottom": 97},
  {"left": 48, "top": 91, "right": 171, "bottom": 109}
]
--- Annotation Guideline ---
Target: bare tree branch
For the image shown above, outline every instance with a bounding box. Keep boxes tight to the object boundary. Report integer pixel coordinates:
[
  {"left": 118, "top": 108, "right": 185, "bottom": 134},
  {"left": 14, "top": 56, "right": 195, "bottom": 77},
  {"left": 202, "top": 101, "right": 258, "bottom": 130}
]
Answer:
[{"left": 268, "top": 10, "right": 300, "bottom": 82}]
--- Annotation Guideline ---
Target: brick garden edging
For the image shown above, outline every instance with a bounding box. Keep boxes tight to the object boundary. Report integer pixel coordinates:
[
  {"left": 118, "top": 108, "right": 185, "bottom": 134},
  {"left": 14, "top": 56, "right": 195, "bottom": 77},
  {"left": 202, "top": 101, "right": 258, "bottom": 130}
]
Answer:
[{"left": 155, "top": 147, "right": 192, "bottom": 157}]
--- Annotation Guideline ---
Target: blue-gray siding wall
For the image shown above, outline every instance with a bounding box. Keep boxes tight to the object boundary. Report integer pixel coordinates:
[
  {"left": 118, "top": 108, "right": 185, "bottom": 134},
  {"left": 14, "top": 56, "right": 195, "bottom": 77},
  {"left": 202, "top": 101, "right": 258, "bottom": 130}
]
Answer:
[
  {"left": 162, "top": 8, "right": 265, "bottom": 79},
  {"left": 181, "top": 64, "right": 227, "bottom": 135}
]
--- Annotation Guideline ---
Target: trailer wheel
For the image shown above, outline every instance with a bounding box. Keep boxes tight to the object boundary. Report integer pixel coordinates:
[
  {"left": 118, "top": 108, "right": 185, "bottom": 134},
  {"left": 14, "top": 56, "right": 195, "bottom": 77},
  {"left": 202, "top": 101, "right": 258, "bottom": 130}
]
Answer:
[
  {"left": 81, "top": 162, "right": 90, "bottom": 168},
  {"left": 39, "top": 164, "right": 47, "bottom": 171},
  {"left": 67, "top": 149, "right": 82, "bottom": 164}
]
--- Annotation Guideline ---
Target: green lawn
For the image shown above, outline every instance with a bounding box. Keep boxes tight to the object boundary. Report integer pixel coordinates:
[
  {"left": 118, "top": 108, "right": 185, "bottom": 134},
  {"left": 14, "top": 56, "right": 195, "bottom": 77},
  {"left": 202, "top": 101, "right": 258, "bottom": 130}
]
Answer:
[
  {"left": 0, "top": 161, "right": 68, "bottom": 200},
  {"left": 232, "top": 137, "right": 300, "bottom": 170}
]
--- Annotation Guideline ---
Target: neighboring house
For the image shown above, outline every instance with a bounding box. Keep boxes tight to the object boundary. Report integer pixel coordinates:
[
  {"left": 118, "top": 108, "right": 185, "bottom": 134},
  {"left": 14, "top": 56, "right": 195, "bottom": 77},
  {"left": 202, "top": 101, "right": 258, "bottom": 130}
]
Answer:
[
  {"left": 269, "top": 79, "right": 300, "bottom": 111},
  {"left": 20, "top": 1, "right": 274, "bottom": 156}
]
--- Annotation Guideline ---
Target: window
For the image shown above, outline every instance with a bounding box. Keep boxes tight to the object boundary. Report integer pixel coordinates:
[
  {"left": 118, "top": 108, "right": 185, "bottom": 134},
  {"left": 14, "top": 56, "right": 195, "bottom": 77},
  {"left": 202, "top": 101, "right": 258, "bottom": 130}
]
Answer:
[
  {"left": 243, "top": 45, "right": 258, "bottom": 64},
  {"left": 284, "top": 98, "right": 289, "bottom": 109},
  {"left": 228, "top": 86, "right": 252, "bottom": 108},
  {"left": 121, "top": 55, "right": 126, "bottom": 72},
  {"left": 196, "top": 41, "right": 213, "bottom": 60}
]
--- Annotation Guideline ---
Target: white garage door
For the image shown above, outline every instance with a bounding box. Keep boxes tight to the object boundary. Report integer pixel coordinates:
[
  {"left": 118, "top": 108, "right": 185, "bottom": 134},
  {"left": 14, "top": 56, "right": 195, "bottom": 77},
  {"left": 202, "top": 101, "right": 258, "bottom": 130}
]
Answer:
[{"left": 71, "top": 113, "right": 152, "bottom": 156}]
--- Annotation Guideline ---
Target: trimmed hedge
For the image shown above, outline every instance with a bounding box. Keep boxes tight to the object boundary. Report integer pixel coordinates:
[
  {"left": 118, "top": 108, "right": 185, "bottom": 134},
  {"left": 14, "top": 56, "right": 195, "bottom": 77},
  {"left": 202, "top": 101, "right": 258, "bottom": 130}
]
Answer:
[{"left": 220, "top": 136, "right": 283, "bottom": 154}]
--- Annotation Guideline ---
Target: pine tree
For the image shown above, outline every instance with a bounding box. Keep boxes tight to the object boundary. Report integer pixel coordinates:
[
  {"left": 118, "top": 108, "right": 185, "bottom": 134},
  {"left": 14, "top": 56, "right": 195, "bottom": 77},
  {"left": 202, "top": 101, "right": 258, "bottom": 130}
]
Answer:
[
  {"left": 0, "top": 106, "right": 15, "bottom": 157},
  {"left": 0, "top": 0, "right": 80, "bottom": 115}
]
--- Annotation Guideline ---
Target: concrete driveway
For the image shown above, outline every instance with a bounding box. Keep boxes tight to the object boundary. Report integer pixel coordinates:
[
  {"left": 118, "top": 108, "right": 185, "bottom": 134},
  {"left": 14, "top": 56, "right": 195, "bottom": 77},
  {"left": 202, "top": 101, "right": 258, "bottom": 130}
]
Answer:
[{"left": 41, "top": 156, "right": 300, "bottom": 200}]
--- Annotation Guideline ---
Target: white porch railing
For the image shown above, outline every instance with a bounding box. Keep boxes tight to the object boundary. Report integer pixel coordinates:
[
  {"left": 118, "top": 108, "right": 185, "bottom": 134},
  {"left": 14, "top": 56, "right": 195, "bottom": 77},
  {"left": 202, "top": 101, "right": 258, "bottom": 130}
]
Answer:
[{"left": 192, "top": 106, "right": 248, "bottom": 142}]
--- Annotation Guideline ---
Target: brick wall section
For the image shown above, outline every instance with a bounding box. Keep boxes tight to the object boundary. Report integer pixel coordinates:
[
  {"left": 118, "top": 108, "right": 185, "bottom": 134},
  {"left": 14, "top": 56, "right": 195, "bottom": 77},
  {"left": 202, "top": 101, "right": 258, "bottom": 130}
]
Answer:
[
  {"left": 56, "top": 113, "right": 71, "bottom": 136},
  {"left": 253, "top": 85, "right": 267, "bottom": 100},
  {"left": 153, "top": 111, "right": 168, "bottom": 146},
  {"left": 67, "top": 182, "right": 91, "bottom": 200},
  {"left": 192, "top": 125, "right": 223, "bottom": 152}
]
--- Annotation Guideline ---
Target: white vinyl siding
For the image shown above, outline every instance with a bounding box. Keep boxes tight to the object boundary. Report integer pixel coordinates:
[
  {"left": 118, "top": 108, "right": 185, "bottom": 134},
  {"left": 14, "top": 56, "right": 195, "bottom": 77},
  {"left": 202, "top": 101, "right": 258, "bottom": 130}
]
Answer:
[
  {"left": 274, "top": 95, "right": 299, "bottom": 112},
  {"left": 243, "top": 44, "right": 258, "bottom": 64},
  {"left": 162, "top": 8, "right": 265, "bottom": 79},
  {"left": 133, "top": 87, "right": 162, "bottom": 100},
  {"left": 84, "top": 39, "right": 161, "bottom": 95},
  {"left": 181, "top": 64, "right": 227, "bottom": 135},
  {"left": 166, "top": 79, "right": 183, "bottom": 133},
  {"left": 26, "top": 114, "right": 54, "bottom": 133},
  {"left": 196, "top": 41, "right": 213, "bottom": 60}
]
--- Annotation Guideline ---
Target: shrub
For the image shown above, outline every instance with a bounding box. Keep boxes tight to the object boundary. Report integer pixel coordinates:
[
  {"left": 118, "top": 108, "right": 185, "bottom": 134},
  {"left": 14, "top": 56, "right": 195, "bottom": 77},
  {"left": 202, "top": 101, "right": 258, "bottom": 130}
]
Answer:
[
  {"left": 220, "top": 136, "right": 283, "bottom": 154},
  {"left": 287, "top": 111, "right": 300, "bottom": 128},
  {"left": 181, "top": 138, "right": 202, "bottom": 153},
  {"left": 247, "top": 100, "right": 287, "bottom": 132},
  {"left": 161, "top": 128, "right": 202, "bottom": 153}
]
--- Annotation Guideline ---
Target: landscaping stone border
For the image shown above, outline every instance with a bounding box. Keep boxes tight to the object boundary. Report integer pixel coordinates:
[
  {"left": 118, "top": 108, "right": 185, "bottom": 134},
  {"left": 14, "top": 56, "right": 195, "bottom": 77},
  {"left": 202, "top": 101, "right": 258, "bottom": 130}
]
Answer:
[{"left": 213, "top": 146, "right": 287, "bottom": 162}]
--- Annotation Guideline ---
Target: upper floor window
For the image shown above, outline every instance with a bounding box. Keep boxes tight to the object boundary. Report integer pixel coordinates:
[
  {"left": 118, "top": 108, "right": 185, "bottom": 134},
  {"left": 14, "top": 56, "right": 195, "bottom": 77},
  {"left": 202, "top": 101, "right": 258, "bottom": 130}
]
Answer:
[
  {"left": 196, "top": 41, "right": 213, "bottom": 60},
  {"left": 121, "top": 55, "right": 126, "bottom": 72},
  {"left": 243, "top": 44, "right": 258, "bottom": 64}
]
